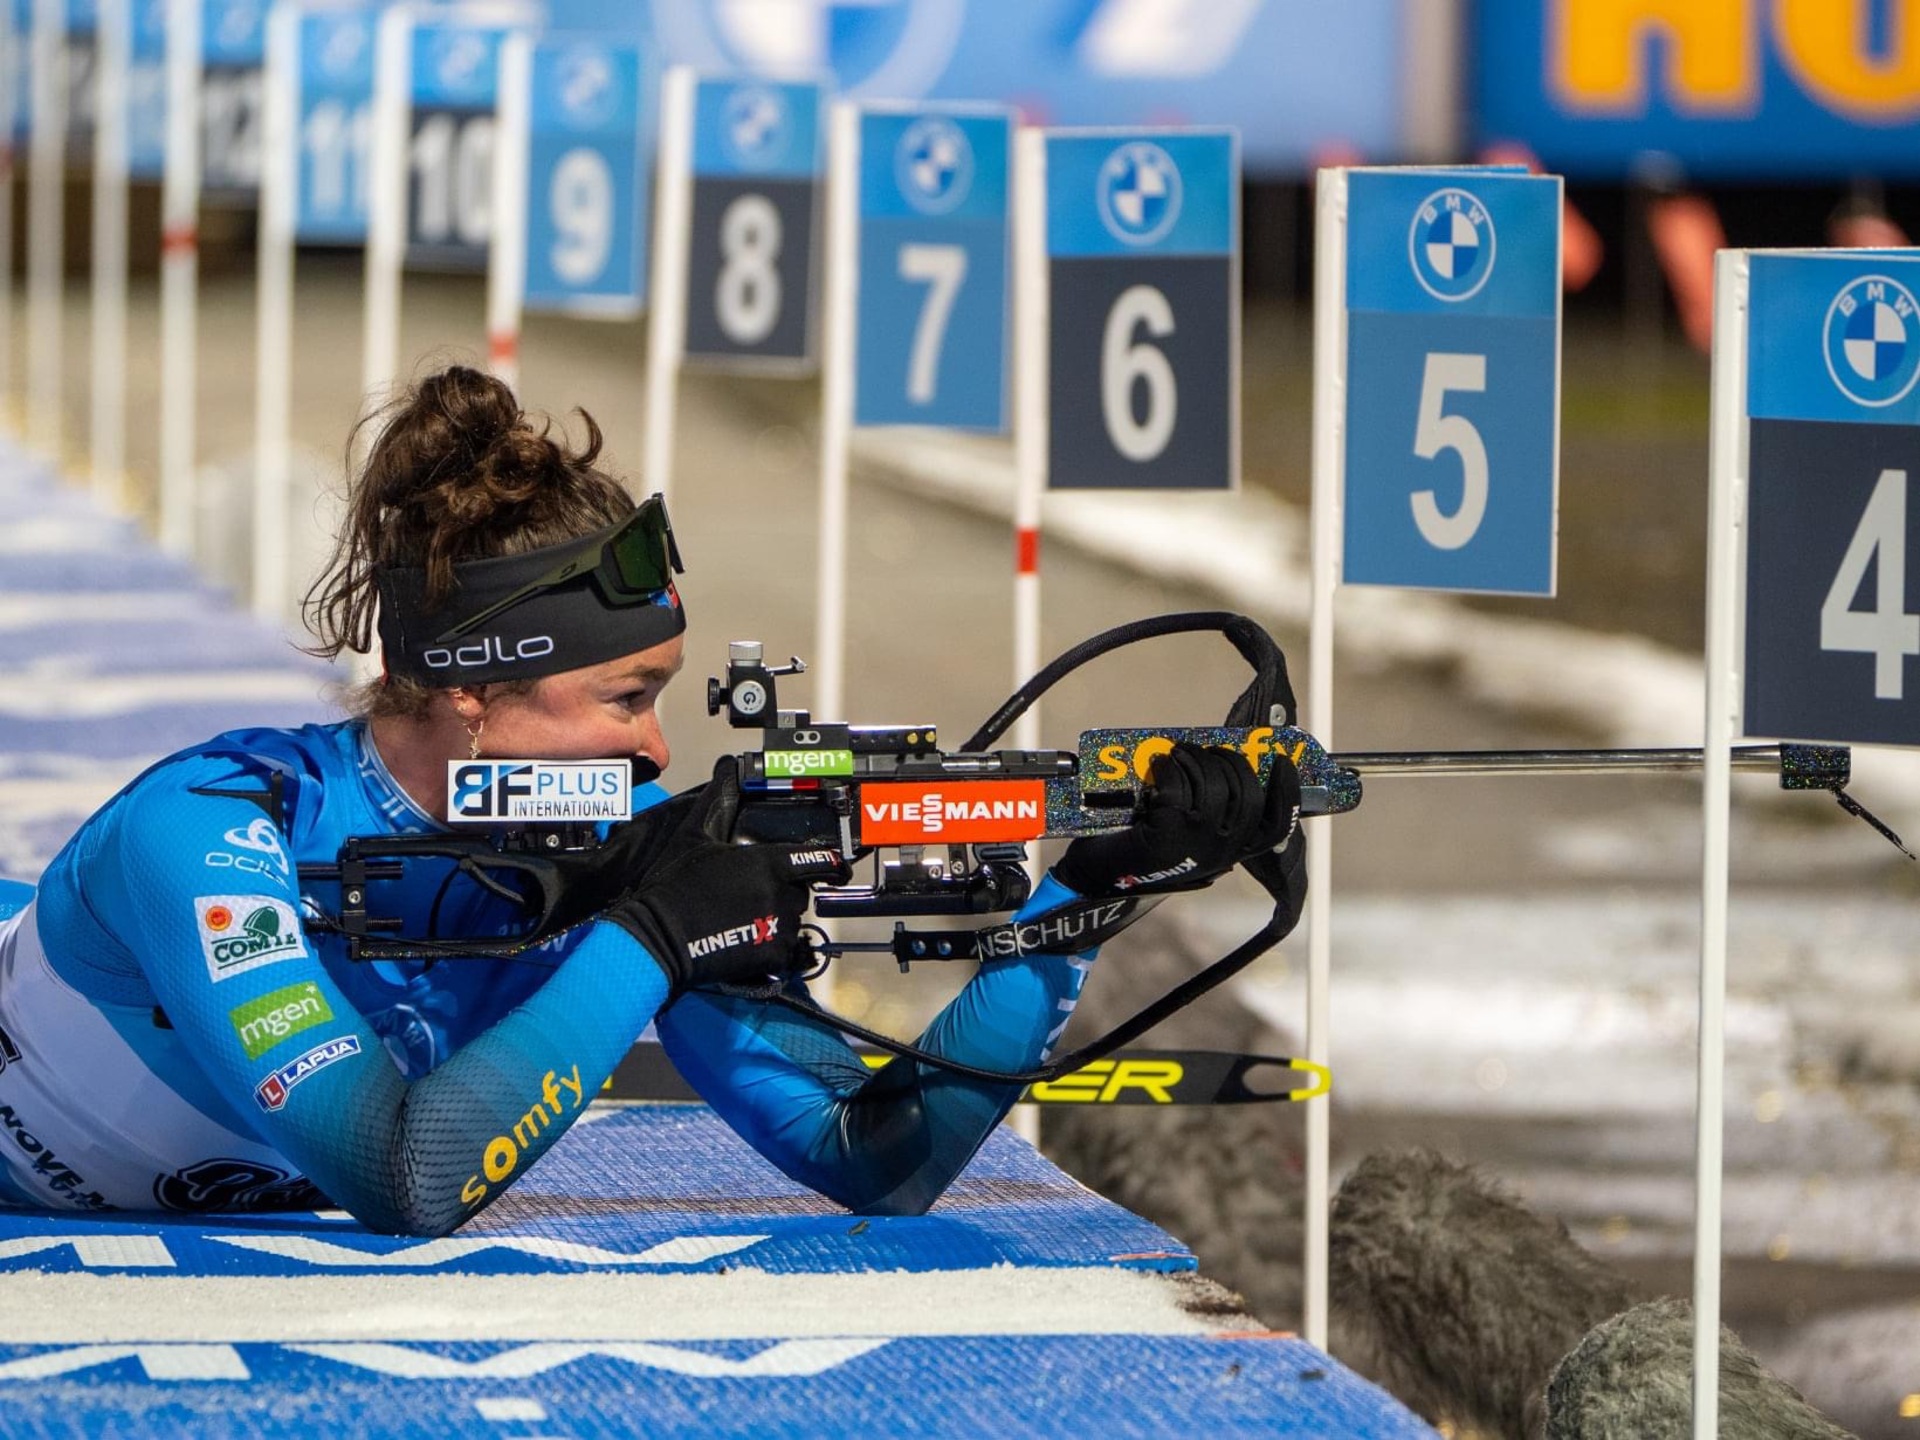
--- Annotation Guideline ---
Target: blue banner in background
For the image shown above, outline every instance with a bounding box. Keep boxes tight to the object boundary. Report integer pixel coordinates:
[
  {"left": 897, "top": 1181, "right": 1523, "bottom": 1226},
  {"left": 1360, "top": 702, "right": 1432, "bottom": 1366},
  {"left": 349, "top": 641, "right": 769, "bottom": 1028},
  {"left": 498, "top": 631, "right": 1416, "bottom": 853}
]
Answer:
[
  {"left": 549, "top": 0, "right": 1403, "bottom": 175},
  {"left": 1476, "top": 0, "right": 1920, "bottom": 179}
]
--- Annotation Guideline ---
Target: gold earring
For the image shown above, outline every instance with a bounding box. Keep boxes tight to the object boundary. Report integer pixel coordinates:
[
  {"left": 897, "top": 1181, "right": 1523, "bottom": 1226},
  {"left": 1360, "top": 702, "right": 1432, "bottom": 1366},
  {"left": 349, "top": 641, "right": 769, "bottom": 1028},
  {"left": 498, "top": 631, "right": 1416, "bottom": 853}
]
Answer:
[{"left": 464, "top": 717, "right": 485, "bottom": 761}]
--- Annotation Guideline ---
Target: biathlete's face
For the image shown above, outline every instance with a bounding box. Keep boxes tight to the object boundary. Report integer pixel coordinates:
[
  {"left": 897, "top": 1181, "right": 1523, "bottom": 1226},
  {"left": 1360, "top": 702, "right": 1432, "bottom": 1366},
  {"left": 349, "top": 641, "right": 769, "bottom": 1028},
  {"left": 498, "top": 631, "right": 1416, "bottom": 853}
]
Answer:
[{"left": 474, "top": 634, "right": 684, "bottom": 773}]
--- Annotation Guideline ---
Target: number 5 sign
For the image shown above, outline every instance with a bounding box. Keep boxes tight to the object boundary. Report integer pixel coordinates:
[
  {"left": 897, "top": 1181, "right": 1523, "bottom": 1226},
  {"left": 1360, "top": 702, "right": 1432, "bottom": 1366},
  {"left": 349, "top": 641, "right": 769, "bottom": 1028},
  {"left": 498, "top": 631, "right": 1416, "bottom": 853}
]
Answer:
[
  {"left": 1026, "top": 128, "right": 1239, "bottom": 490},
  {"left": 1334, "top": 168, "right": 1562, "bottom": 594},
  {"left": 1731, "top": 250, "right": 1920, "bottom": 746}
]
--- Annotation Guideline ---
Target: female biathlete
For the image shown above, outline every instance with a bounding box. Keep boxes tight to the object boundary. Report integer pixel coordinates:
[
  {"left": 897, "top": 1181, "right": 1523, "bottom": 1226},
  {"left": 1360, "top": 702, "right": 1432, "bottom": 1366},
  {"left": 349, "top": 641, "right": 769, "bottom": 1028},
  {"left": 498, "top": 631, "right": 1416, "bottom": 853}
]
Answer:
[{"left": 0, "top": 367, "right": 1299, "bottom": 1235}]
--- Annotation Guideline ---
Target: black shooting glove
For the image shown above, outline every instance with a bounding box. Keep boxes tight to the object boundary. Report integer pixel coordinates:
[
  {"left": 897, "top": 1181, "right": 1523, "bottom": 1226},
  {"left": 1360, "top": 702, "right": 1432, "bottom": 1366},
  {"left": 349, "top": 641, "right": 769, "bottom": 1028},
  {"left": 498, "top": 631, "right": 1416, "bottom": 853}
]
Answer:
[
  {"left": 602, "top": 756, "right": 851, "bottom": 993},
  {"left": 1053, "top": 741, "right": 1303, "bottom": 899}
]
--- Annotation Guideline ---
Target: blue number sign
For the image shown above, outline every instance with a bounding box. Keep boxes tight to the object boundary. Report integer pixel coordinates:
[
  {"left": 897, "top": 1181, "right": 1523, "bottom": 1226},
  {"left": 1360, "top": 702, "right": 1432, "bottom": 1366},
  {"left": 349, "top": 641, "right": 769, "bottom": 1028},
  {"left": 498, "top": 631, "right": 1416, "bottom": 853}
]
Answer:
[
  {"left": 405, "top": 15, "right": 513, "bottom": 271},
  {"left": 853, "top": 104, "right": 1009, "bottom": 430},
  {"left": 682, "top": 76, "right": 823, "bottom": 367},
  {"left": 524, "top": 39, "right": 649, "bottom": 316},
  {"left": 1342, "top": 169, "right": 1562, "bottom": 594},
  {"left": 127, "top": 0, "right": 165, "bottom": 178},
  {"left": 63, "top": 0, "right": 95, "bottom": 161},
  {"left": 1744, "top": 252, "right": 1920, "bottom": 747},
  {"left": 292, "top": 4, "right": 374, "bottom": 243},
  {"left": 1044, "top": 129, "right": 1237, "bottom": 490},
  {"left": 202, "top": 0, "right": 265, "bottom": 201}
]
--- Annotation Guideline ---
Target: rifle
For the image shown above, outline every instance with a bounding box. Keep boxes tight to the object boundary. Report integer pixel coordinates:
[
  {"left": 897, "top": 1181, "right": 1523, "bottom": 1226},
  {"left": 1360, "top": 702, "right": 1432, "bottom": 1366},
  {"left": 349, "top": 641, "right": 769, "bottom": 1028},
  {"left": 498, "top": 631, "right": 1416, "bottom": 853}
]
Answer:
[{"left": 298, "top": 611, "right": 1892, "bottom": 1093}]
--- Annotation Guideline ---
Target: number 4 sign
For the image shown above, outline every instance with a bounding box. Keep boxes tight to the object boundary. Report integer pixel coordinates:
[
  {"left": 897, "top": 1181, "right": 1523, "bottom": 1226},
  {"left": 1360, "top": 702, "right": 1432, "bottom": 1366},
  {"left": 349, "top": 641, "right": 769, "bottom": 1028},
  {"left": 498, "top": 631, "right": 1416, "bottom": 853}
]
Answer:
[{"left": 1736, "top": 251, "right": 1920, "bottom": 746}]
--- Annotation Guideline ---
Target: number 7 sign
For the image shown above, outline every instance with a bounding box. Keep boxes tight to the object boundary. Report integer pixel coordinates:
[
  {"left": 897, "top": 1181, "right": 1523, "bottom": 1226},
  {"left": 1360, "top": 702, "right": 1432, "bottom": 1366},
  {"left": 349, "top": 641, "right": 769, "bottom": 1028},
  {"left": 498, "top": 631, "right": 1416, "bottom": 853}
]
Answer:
[{"left": 851, "top": 104, "right": 1011, "bottom": 430}]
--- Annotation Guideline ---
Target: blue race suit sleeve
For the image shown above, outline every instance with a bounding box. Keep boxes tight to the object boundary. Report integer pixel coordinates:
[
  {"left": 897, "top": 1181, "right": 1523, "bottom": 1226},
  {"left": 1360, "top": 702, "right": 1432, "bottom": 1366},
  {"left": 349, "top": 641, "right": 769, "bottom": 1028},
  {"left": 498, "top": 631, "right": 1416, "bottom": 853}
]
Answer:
[
  {"left": 654, "top": 871, "right": 1097, "bottom": 1216},
  {"left": 98, "top": 760, "right": 669, "bottom": 1236}
]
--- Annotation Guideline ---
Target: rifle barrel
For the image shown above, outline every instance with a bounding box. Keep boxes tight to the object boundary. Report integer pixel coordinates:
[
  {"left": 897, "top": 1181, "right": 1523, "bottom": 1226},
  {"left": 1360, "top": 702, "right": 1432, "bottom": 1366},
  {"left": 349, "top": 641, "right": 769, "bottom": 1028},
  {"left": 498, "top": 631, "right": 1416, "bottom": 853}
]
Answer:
[{"left": 1333, "top": 744, "right": 1810, "bottom": 780}]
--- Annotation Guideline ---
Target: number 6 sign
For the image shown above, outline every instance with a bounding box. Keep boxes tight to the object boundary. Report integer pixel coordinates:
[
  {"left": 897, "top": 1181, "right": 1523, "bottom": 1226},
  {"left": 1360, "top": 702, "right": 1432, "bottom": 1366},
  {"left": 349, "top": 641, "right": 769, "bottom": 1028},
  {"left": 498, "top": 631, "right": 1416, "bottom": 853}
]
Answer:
[{"left": 1029, "top": 128, "right": 1239, "bottom": 491}]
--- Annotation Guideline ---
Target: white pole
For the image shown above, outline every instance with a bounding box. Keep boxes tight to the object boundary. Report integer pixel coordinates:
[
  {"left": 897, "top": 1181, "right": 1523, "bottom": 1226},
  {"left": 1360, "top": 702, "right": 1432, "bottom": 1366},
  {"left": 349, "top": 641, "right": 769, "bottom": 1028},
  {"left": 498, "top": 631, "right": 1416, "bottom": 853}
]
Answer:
[
  {"left": 1695, "top": 247, "right": 1748, "bottom": 1440},
  {"left": 252, "top": 2, "right": 297, "bottom": 619},
  {"left": 485, "top": 31, "right": 531, "bottom": 395},
  {"left": 1302, "top": 165, "right": 1349, "bottom": 1352},
  {"left": 91, "top": 0, "right": 129, "bottom": 509},
  {"left": 641, "top": 64, "right": 693, "bottom": 503},
  {"left": 1010, "top": 127, "right": 1047, "bottom": 752},
  {"left": 158, "top": 0, "right": 200, "bottom": 554},
  {"left": 360, "top": 4, "right": 408, "bottom": 428},
  {"left": 813, "top": 100, "right": 857, "bottom": 726},
  {"left": 0, "top": 2, "right": 20, "bottom": 433},
  {"left": 26, "top": 0, "right": 64, "bottom": 461}
]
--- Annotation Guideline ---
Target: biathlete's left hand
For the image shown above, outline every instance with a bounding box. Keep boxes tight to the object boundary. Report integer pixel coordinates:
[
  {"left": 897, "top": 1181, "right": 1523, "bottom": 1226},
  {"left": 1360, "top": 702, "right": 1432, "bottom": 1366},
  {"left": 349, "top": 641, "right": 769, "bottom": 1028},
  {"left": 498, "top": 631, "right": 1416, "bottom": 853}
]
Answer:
[{"left": 1053, "top": 740, "right": 1301, "bottom": 899}]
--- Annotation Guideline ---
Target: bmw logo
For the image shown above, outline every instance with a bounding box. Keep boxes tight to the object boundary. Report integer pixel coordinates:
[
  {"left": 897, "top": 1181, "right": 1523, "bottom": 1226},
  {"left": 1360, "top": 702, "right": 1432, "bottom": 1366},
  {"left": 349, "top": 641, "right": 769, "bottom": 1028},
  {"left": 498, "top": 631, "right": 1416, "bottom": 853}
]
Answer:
[
  {"left": 654, "top": 0, "right": 965, "bottom": 99},
  {"left": 1409, "top": 188, "right": 1497, "bottom": 301},
  {"left": 1097, "top": 141, "right": 1183, "bottom": 247},
  {"left": 555, "top": 45, "right": 618, "bottom": 129},
  {"left": 895, "top": 115, "right": 972, "bottom": 215},
  {"left": 429, "top": 30, "right": 490, "bottom": 98},
  {"left": 723, "top": 85, "right": 789, "bottom": 167},
  {"left": 316, "top": 15, "right": 369, "bottom": 79},
  {"left": 1823, "top": 275, "right": 1920, "bottom": 407}
]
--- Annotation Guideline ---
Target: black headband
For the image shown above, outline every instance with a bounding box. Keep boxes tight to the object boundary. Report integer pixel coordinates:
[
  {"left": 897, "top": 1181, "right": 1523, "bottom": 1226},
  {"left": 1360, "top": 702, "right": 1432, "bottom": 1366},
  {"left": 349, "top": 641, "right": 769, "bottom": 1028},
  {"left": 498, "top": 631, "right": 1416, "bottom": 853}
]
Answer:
[{"left": 375, "top": 540, "right": 686, "bottom": 687}]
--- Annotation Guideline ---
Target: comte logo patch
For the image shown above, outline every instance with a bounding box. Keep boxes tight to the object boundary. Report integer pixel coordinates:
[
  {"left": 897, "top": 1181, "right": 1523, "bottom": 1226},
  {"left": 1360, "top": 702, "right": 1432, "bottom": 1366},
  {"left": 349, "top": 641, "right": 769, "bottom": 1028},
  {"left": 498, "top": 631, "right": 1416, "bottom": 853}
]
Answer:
[{"left": 195, "top": 895, "right": 309, "bottom": 983}]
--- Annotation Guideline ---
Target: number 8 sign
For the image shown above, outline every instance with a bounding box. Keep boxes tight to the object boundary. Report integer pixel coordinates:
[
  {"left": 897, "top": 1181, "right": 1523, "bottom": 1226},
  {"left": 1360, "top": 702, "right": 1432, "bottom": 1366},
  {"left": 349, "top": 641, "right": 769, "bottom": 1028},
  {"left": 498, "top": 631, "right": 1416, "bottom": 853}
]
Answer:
[
  {"left": 1035, "top": 128, "right": 1239, "bottom": 490},
  {"left": 1740, "top": 251, "right": 1920, "bottom": 746}
]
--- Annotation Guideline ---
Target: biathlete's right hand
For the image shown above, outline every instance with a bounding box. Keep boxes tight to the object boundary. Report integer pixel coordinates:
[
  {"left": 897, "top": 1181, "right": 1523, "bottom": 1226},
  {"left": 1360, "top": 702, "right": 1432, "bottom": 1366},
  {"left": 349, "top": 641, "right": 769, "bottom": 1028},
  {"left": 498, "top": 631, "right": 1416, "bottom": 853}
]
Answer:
[{"left": 602, "top": 756, "right": 850, "bottom": 994}]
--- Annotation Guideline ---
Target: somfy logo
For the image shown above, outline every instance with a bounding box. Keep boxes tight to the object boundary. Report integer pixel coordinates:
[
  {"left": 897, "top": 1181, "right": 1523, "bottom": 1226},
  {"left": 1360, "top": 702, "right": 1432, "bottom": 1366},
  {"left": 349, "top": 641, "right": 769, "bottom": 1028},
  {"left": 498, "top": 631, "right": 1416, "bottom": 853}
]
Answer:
[
  {"left": 1824, "top": 275, "right": 1920, "bottom": 407},
  {"left": 1097, "top": 141, "right": 1182, "bottom": 246},
  {"left": 896, "top": 115, "right": 972, "bottom": 214},
  {"left": 1409, "top": 187, "right": 1496, "bottom": 301}
]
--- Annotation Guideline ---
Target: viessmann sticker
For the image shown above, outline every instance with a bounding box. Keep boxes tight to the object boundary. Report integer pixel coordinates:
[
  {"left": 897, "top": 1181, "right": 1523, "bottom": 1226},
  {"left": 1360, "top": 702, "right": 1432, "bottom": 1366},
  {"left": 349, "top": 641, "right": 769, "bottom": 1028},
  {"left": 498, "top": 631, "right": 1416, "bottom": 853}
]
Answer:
[
  {"left": 195, "top": 895, "right": 310, "bottom": 983},
  {"left": 858, "top": 780, "right": 1048, "bottom": 844}
]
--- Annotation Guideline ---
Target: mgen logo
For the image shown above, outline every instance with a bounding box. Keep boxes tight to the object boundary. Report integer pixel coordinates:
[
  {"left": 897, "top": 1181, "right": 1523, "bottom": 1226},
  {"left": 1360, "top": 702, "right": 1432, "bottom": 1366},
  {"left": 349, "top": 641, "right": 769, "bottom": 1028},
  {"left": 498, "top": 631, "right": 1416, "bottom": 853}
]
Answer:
[{"left": 859, "top": 780, "right": 1047, "bottom": 845}]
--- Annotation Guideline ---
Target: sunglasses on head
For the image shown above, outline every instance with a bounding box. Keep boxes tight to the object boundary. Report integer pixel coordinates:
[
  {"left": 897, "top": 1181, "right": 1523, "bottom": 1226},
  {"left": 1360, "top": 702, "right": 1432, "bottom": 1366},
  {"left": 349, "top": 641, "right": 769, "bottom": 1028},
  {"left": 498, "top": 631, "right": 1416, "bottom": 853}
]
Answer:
[{"left": 431, "top": 494, "right": 684, "bottom": 645}]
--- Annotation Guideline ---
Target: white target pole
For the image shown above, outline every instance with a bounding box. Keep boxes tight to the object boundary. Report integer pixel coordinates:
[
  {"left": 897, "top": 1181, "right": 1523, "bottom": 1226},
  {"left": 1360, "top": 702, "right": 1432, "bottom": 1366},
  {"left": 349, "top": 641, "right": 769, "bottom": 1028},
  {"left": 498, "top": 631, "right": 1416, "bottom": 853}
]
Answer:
[
  {"left": 252, "top": 1, "right": 297, "bottom": 619},
  {"left": 1302, "top": 165, "right": 1349, "bottom": 1352},
  {"left": 812, "top": 100, "right": 857, "bottom": 727},
  {"left": 1010, "top": 126, "right": 1047, "bottom": 752},
  {"left": 485, "top": 31, "right": 530, "bottom": 395},
  {"left": 158, "top": 0, "right": 200, "bottom": 554},
  {"left": 91, "top": 0, "right": 129, "bottom": 508},
  {"left": 26, "top": 0, "right": 64, "bottom": 461},
  {"left": 640, "top": 64, "right": 692, "bottom": 503},
  {"left": 1694, "top": 247, "right": 1746, "bottom": 1440},
  {"left": 360, "top": 4, "right": 408, "bottom": 429}
]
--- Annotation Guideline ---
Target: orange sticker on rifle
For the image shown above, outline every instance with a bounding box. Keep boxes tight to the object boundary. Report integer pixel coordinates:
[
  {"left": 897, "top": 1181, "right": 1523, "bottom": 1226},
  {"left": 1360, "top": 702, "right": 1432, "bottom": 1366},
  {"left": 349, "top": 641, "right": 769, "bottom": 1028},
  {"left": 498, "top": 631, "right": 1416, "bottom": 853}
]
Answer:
[{"left": 859, "top": 780, "right": 1048, "bottom": 845}]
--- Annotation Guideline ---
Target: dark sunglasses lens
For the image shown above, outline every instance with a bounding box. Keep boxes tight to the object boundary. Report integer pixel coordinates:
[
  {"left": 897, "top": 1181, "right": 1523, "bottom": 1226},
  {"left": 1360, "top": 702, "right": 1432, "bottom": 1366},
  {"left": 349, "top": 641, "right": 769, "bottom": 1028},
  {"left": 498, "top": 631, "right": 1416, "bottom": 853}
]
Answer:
[{"left": 607, "top": 505, "right": 676, "bottom": 594}]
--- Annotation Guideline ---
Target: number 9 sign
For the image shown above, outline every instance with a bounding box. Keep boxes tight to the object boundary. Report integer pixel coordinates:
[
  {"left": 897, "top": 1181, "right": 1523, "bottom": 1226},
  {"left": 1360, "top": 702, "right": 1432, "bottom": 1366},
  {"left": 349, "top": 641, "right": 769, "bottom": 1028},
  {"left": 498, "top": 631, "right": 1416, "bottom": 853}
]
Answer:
[
  {"left": 522, "top": 39, "right": 649, "bottom": 315},
  {"left": 1033, "top": 129, "right": 1238, "bottom": 491}
]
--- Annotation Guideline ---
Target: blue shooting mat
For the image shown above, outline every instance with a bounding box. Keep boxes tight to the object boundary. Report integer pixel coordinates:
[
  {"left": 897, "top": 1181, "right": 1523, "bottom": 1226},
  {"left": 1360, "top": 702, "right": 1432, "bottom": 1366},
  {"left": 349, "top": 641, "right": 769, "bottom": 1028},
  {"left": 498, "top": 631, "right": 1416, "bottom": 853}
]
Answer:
[{"left": 0, "top": 1107, "right": 1193, "bottom": 1277}]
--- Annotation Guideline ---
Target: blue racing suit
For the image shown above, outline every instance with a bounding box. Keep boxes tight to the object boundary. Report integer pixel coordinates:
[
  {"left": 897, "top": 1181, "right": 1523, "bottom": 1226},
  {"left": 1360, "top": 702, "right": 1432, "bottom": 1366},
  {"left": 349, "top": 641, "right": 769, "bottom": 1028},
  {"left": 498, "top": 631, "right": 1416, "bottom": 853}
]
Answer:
[{"left": 0, "top": 720, "right": 1096, "bottom": 1234}]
